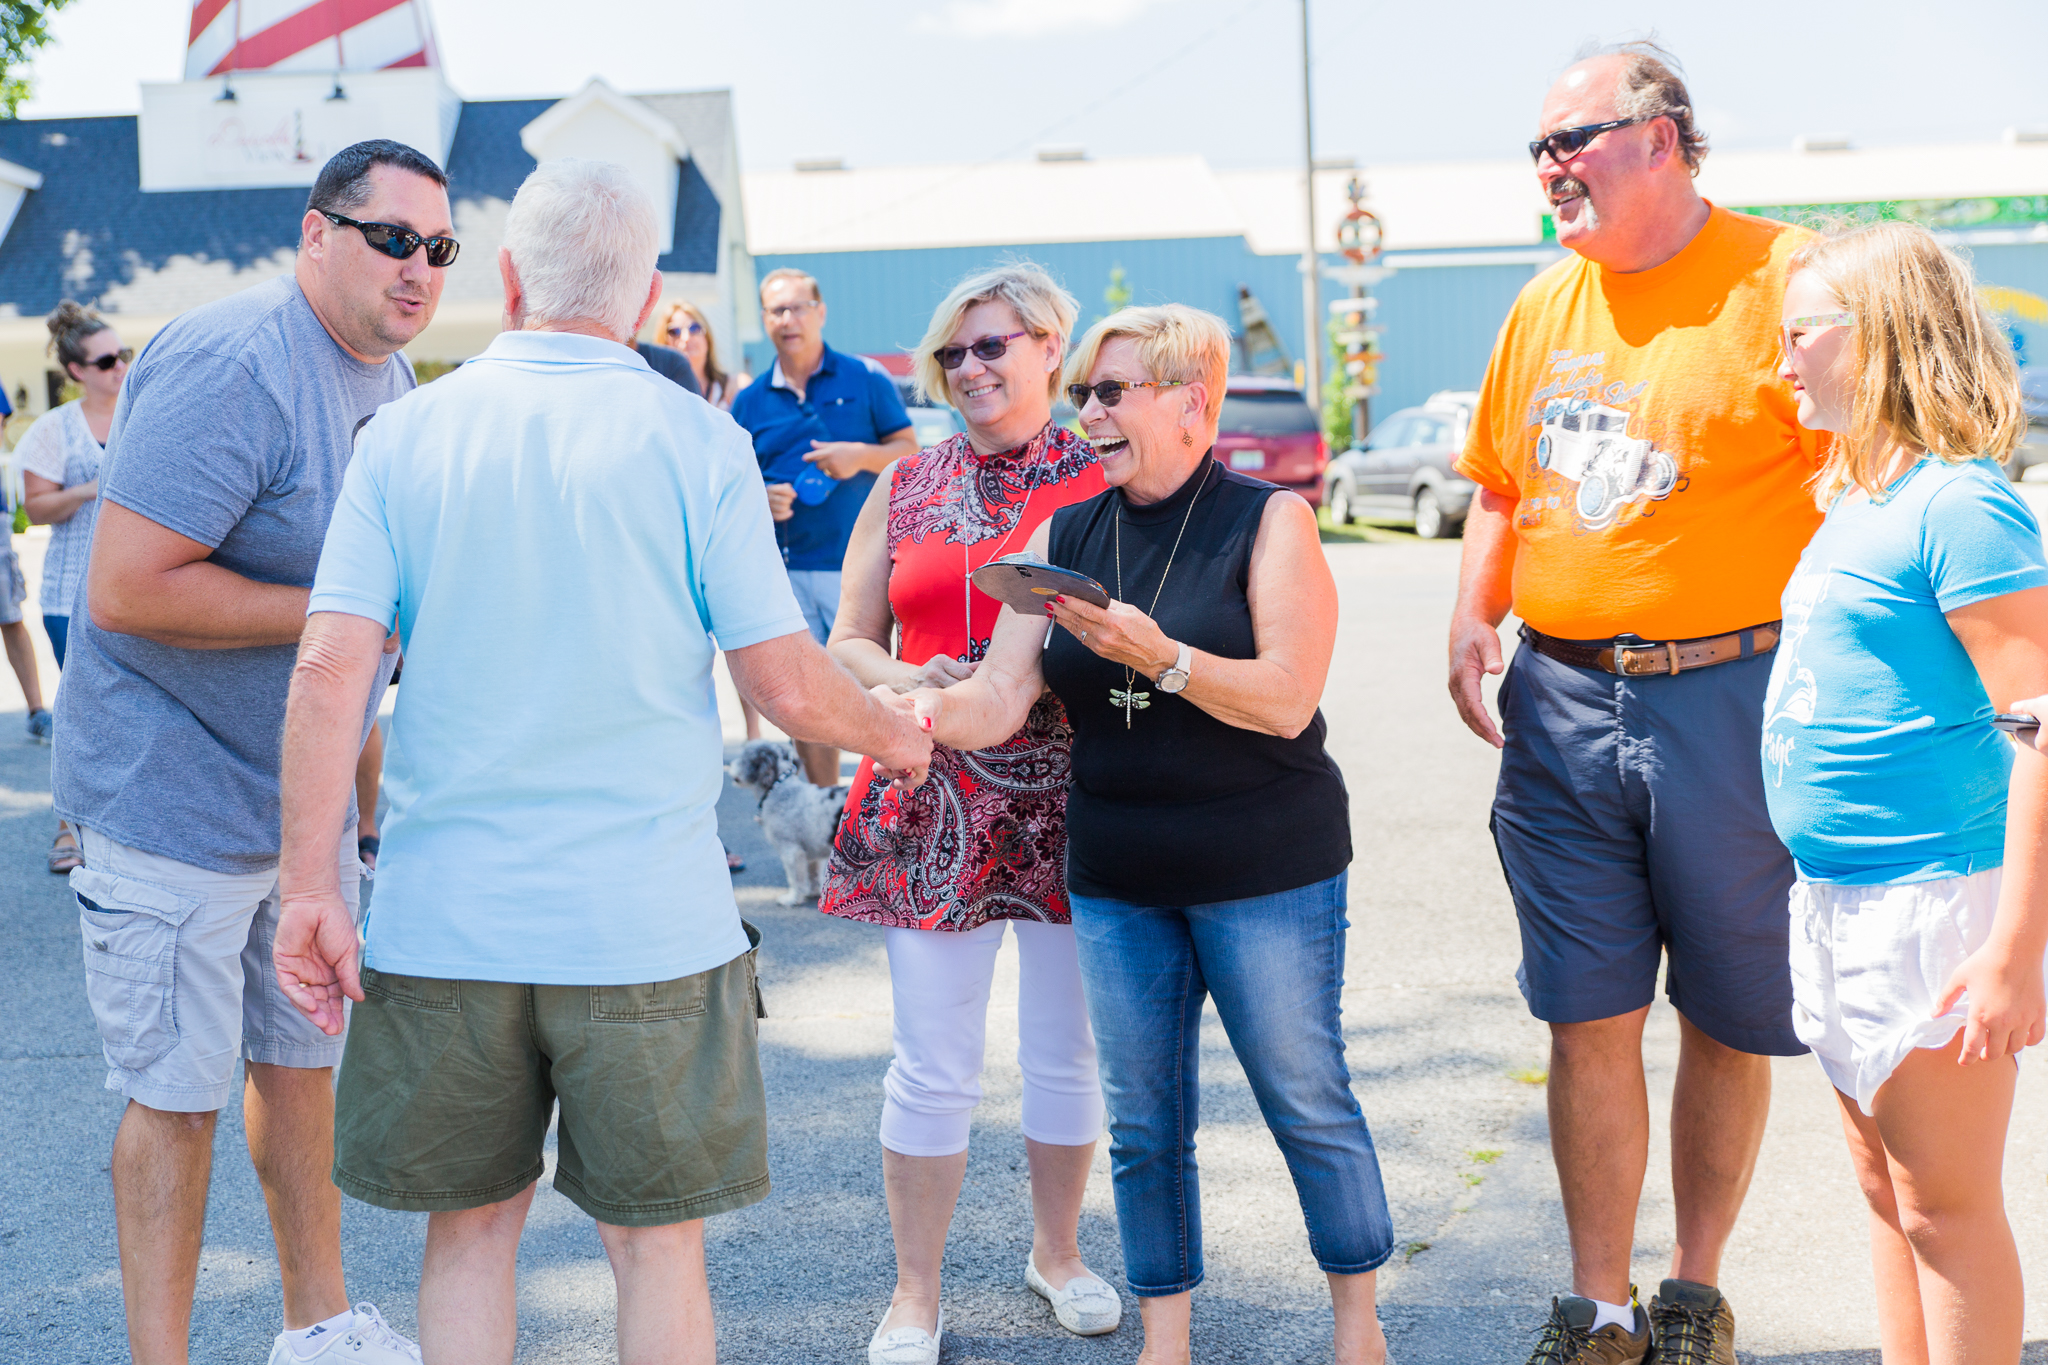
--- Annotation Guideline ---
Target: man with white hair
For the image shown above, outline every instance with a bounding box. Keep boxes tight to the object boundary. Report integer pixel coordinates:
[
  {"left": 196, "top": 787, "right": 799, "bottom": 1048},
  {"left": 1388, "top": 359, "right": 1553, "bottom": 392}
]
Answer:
[{"left": 271, "top": 158, "right": 932, "bottom": 1361}]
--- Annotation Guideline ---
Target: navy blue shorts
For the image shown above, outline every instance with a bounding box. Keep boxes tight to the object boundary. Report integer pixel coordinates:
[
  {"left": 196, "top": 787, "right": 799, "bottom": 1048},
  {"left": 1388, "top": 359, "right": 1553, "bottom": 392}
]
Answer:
[{"left": 1490, "top": 631, "right": 1804, "bottom": 1056}]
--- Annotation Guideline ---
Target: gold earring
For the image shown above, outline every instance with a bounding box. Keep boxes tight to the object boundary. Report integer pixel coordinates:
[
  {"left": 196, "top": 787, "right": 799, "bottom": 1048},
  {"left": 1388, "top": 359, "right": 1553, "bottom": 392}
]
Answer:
[{"left": 1181, "top": 430, "right": 1193, "bottom": 447}]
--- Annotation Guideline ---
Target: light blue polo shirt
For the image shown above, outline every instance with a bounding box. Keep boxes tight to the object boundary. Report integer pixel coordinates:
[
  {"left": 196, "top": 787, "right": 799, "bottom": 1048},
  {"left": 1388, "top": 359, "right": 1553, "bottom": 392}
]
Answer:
[{"left": 310, "top": 330, "right": 807, "bottom": 985}]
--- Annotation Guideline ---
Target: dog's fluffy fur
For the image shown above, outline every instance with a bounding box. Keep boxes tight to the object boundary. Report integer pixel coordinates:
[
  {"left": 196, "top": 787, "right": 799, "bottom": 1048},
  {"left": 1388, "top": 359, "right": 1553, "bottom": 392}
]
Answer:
[{"left": 728, "top": 739, "right": 849, "bottom": 904}]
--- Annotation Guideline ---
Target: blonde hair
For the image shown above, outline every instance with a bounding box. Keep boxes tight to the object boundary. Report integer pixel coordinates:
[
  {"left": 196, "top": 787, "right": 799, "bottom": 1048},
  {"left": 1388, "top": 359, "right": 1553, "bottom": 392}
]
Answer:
[
  {"left": 911, "top": 261, "right": 1078, "bottom": 406},
  {"left": 658, "top": 299, "right": 729, "bottom": 394},
  {"left": 1065, "top": 304, "right": 1231, "bottom": 424},
  {"left": 1791, "top": 220, "right": 2026, "bottom": 507}
]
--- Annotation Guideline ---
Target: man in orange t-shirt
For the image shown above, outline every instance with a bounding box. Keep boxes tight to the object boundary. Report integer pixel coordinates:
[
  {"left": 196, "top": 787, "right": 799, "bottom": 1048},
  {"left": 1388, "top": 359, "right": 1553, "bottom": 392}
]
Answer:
[{"left": 1448, "top": 44, "right": 1825, "bottom": 1365}]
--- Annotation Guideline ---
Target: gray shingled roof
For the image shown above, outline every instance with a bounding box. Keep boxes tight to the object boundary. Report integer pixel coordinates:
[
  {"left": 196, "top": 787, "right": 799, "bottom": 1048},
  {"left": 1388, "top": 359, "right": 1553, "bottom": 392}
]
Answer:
[{"left": 0, "top": 96, "right": 723, "bottom": 318}]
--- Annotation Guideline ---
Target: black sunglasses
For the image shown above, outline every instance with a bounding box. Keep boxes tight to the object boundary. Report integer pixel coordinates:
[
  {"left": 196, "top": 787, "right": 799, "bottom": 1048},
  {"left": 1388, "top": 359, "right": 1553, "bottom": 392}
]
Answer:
[
  {"left": 84, "top": 348, "right": 134, "bottom": 372},
  {"left": 1528, "top": 117, "right": 1640, "bottom": 164},
  {"left": 936, "top": 330, "right": 1029, "bottom": 370},
  {"left": 322, "top": 211, "right": 460, "bottom": 267},
  {"left": 1067, "top": 379, "right": 1186, "bottom": 409}
]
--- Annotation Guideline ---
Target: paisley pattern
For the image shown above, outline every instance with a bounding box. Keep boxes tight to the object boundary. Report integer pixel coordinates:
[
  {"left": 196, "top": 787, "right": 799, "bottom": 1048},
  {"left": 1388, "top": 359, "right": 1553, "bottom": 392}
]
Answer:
[{"left": 819, "top": 422, "right": 1103, "bottom": 932}]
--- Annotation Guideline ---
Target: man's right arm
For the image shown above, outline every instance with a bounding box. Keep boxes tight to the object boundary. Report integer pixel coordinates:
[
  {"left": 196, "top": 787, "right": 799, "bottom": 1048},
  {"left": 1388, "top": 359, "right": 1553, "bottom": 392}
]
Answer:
[
  {"left": 87, "top": 352, "right": 307, "bottom": 650},
  {"left": 1448, "top": 488, "right": 1517, "bottom": 748},
  {"left": 727, "top": 630, "right": 931, "bottom": 781},
  {"left": 88, "top": 501, "right": 312, "bottom": 649}
]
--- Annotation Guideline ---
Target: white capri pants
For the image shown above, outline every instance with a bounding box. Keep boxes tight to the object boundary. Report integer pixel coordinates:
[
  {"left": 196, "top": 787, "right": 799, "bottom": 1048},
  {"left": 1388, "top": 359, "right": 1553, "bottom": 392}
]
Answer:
[{"left": 881, "top": 919, "right": 1104, "bottom": 1157}]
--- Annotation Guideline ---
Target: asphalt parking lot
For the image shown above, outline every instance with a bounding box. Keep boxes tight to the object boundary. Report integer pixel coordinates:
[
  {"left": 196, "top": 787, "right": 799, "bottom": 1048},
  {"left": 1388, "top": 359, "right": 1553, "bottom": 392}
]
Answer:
[{"left": 6, "top": 527, "right": 2048, "bottom": 1363}]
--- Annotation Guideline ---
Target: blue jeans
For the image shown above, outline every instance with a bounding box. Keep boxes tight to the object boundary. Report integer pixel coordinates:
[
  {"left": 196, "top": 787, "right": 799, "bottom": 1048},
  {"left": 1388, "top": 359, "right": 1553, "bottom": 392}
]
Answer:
[{"left": 1069, "top": 871, "right": 1394, "bottom": 1295}]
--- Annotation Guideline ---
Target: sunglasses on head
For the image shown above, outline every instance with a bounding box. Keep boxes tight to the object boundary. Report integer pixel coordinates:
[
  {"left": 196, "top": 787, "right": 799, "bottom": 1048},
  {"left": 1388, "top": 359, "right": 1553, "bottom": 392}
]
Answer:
[
  {"left": 936, "top": 330, "right": 1030, "bottom": 370},
  {"left": 1528, "top": 117, "right": 1640, "bottom": 164},
  {"left": 1067, "top": 379, "right": 1186, "bottom": 409},
  {"left": 322, "top": 211, "right": 460, "bottom": 268},
  {"left": 666, "top": 321, "right": 704, "bottom": 339},
  {"left": 83, "top": 348, "right": 134, "bottom": 372}
]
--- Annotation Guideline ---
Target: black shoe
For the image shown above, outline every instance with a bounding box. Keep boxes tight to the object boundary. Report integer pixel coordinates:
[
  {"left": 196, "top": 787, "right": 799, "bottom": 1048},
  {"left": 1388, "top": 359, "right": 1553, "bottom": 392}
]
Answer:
[{"left": 1645, "top": 1279, "right": 1735, "bottom": 1365}]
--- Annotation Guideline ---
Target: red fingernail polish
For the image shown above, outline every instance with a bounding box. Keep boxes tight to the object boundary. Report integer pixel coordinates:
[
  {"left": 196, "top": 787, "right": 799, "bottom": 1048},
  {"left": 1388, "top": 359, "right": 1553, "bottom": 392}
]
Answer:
[
  {"left": 922, "top": 717, "right": 932, "bottom": 730},
  {"left": 1054, "top": 595, "right": 1067, "bottom": 603}
]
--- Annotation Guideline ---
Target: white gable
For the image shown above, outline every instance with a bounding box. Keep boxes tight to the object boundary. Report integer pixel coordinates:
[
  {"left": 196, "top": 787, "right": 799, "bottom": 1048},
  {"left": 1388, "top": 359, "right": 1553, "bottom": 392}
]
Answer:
[{"left": 520, "top": 79, "right": 687, "bottom": 254}]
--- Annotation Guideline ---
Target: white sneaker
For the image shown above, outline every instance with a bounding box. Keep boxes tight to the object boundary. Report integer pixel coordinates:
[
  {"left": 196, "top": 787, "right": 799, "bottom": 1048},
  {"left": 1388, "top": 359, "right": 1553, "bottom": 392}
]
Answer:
[
  {"left": 1025, "top": 1257, "right": 1122, "bottom": 1335},
  {"left": 267, "top": 1302, "right": 423, "bottom": 1364},
  {"left": 867, "top": 1307, "right": 943, "bottom": 1365}
]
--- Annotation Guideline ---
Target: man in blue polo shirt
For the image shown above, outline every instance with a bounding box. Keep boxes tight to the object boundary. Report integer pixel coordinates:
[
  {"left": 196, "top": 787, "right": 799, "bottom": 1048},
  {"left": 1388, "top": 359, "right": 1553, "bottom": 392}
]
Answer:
[{"left": 731, "top": 267, "right": 914, "bottom": 786}]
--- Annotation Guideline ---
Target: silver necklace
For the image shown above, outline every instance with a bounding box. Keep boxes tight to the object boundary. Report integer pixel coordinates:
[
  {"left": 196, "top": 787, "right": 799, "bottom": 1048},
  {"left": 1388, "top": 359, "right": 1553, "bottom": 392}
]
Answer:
[{"left": 1110, "top": 462, "right": 1205, "bottom": 728}]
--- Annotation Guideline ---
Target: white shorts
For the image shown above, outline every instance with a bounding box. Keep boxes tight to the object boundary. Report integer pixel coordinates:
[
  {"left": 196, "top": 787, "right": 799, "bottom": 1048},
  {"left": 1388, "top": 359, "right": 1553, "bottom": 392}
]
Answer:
[
  {"left": 1789, "top": 867, "right": 2016, "bottom": 1115},
  {"left": 74, "top": 829, "right": 362, "bottom": 1113},
  {"left": 0, "top": 535, "right": 24, "bottom": 625}
]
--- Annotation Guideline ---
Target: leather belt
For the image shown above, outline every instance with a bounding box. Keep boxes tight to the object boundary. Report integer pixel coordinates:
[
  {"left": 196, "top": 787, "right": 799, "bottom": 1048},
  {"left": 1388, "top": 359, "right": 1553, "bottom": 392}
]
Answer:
[{"left": 1524, "top": 621, "right": 1781, "bottom": 677}]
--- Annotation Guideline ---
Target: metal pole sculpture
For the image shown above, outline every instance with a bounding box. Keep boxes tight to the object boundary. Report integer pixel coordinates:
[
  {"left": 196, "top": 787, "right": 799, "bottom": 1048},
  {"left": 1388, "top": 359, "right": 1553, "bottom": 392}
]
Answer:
[{"left": 1328, "top": 175, "right": 1391, "bottom": 446}]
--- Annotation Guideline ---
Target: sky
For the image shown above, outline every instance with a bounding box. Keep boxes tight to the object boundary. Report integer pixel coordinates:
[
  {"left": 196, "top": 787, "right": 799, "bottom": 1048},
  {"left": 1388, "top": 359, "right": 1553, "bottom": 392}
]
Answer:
[{"left": 18, "top": 0, "right": 2048, "bottom": 172}]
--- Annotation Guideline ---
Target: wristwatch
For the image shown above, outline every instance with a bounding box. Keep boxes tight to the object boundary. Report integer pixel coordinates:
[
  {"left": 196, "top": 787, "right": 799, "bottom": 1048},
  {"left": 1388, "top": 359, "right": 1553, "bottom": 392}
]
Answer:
[{"left": 1156, "top": 641, "right": 1192, "bottom": 694}]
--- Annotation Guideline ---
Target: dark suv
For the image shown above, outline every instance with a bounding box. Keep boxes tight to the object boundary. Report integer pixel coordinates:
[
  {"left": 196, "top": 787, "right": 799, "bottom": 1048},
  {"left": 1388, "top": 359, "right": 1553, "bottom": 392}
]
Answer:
[
  {"left": 1323, "top": 391, "right": 1478, "bottom": 539},
  {"left": 1214, "top": 378, "right": 1328, "bottom": 500}
]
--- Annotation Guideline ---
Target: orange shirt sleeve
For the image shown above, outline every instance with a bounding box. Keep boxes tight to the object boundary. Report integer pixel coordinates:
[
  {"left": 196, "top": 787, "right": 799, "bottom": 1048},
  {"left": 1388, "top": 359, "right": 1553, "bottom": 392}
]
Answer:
[{"left": 1455, "top": 311, "right": 1525, "bottom": 500}]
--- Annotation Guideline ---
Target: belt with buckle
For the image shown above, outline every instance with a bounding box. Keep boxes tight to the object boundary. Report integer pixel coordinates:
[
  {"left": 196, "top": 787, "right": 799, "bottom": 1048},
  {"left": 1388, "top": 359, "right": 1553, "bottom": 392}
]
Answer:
[{"left": 1523, "top": 621, "right": 1782, "bottom": 677}]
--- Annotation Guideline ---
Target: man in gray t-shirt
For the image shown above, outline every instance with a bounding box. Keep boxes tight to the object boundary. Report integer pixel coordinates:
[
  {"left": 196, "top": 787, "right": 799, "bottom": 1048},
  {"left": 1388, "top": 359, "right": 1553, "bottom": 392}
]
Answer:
[{"left": 56, "top": 140, "right": 452, "bottom": 1365}]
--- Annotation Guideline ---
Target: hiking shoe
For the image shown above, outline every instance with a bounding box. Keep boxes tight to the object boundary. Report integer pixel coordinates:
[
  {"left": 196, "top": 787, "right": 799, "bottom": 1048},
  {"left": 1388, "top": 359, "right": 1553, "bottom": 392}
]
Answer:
[
  {"left": 1646, "top": 1279, "right": 1736, "bottom": 1365},
  {"left": 25, "top": 708, "right": 50, "bottom": 745},
  {"left": 1526, "top": 1293, "right": 1651, "bottom": 1365}
]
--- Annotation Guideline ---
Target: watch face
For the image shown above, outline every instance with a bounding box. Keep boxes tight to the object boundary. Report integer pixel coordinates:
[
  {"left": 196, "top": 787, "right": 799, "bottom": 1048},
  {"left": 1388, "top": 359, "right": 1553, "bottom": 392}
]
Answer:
[{"left": 1157, "top": 670, "right": 1189, "bottom": 694}]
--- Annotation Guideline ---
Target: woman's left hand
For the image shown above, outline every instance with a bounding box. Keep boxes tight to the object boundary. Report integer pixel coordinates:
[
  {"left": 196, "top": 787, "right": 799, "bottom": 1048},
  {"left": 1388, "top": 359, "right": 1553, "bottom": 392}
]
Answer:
[
  {"left": 1934, "top": 942, "right": 2048, "bottom": 1065},
  {"left": 1047, "top": 594, "right": 1173, "bottom": 677}
]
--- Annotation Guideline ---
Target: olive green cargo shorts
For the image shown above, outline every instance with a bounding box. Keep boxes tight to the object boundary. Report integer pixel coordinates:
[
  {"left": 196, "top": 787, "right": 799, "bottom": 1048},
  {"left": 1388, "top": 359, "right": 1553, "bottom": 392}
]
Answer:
[{"left": 333, "top": 929, "right": 768, "bottom": 1227}]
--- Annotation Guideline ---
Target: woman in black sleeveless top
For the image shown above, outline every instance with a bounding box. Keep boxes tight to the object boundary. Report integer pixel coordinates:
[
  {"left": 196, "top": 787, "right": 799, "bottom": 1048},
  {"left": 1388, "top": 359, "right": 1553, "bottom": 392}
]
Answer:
[{"left": 900, "top": 305, "right": 1392, "bottom": 1364}]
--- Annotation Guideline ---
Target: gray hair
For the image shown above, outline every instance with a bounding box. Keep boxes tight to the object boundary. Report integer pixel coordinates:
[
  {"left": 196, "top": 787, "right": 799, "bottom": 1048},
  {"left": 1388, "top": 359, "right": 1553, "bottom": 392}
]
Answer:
[
  {"left": 502, "top": 159, "right": 661, "bottom": 339},
  {"left": 1573, "top": 38, "right": 1709, "bottom": 173},
  {"left": 759, "top": 267, "right": 821, "bottom": 303}
]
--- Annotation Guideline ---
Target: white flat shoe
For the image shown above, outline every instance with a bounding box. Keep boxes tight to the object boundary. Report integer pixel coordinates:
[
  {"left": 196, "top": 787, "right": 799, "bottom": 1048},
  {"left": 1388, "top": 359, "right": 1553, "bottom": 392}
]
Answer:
[
  {"left": 868, "top": 1307, "right": 943, "bottom": 1365},
  {"left": 1025, "top": 1258, "right": 1122, "bottom": 1336}
]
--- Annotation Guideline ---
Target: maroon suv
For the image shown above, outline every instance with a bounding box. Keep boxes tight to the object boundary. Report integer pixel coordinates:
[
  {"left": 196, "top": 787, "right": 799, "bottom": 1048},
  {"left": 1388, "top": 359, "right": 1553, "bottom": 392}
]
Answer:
[{"left": 1213, "top": 377, "right": 1327, "bottom": 500}]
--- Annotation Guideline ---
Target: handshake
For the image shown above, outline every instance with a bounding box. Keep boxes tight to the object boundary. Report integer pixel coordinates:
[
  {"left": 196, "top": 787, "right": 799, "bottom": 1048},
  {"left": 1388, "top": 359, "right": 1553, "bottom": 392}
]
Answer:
[
  {"left": 866, "top": 663, "right": 977, "bottom": 788},
  {"left": 866, "top": 685, "right": 951, "bottom": 788}
]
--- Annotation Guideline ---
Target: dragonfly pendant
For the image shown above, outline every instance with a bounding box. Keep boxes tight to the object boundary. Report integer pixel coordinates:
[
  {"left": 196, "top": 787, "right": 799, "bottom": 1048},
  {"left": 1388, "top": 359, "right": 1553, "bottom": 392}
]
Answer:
[{"left": 1110, "top": 686, "right": 1151, "bottom": 727}]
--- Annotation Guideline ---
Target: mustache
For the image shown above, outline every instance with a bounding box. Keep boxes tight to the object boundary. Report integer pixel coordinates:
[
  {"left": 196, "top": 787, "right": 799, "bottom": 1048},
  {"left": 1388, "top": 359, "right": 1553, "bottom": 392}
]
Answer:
[{"left": 1548, "top": 176, "right": 1590, "bottom": 206}]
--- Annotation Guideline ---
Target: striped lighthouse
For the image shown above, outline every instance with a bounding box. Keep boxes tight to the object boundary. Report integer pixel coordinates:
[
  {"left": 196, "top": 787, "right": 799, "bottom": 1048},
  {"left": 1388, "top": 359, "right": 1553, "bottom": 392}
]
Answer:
[{"left": 184, "top": 0, "right": 440, "bottom": 81}]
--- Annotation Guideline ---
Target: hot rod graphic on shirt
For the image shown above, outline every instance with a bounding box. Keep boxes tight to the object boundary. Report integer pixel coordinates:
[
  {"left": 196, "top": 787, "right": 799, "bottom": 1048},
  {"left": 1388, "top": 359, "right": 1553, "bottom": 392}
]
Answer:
[{"left": 1533, "top": 400, "right": 1681, "bottom": 529}]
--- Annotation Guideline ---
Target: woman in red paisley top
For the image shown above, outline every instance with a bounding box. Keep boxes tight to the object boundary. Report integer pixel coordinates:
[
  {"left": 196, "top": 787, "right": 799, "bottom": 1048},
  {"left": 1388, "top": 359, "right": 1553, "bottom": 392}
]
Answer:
[{"left": 822, "top": 263, "right": 1116, "bottom": 1361}]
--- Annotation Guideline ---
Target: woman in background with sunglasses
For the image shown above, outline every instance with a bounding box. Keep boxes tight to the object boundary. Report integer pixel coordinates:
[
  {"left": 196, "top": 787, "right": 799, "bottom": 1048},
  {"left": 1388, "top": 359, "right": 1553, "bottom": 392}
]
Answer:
[
  {"left": 17, "top": 299, "right": 122, "bottom": 872},
  {"left": 821, "top": 262, "right": 1113, "bottom": 1365},
  {"left": 658, "top": 299, "right": 750, "bottom": 411},
  {"left": 901, "top": 305, "right": 1392, "bottom": 1365}
]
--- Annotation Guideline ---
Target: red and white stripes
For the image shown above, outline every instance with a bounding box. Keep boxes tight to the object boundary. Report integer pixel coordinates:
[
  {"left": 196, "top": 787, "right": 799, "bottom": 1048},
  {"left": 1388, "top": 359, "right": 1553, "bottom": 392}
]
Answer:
[{"left": 184, "top": 0, "right": 439, "bottom": 80}]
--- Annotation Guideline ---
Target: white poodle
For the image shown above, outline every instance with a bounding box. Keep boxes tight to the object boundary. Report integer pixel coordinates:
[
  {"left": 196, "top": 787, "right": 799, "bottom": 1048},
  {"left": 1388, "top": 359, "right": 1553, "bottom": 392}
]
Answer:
[{"left": 728, "top": 739, "right": 849, "bottom": 905}]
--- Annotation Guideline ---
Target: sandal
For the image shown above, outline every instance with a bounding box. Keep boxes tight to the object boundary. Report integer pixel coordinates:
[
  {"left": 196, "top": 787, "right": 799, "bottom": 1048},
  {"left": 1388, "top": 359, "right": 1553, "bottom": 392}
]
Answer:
[
  {"left": 48, "top": 827, "right": 81, "bottom": 874},
  {"left": 726, "top": 849, "right": 746, "bottom": 874}
]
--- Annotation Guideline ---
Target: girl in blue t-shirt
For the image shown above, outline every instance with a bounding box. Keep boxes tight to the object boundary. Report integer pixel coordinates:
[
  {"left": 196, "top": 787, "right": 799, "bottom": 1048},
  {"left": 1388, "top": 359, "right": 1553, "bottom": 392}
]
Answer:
[{"left": 1769, "top": 219, "right": 2048, "bottom": 1361}]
